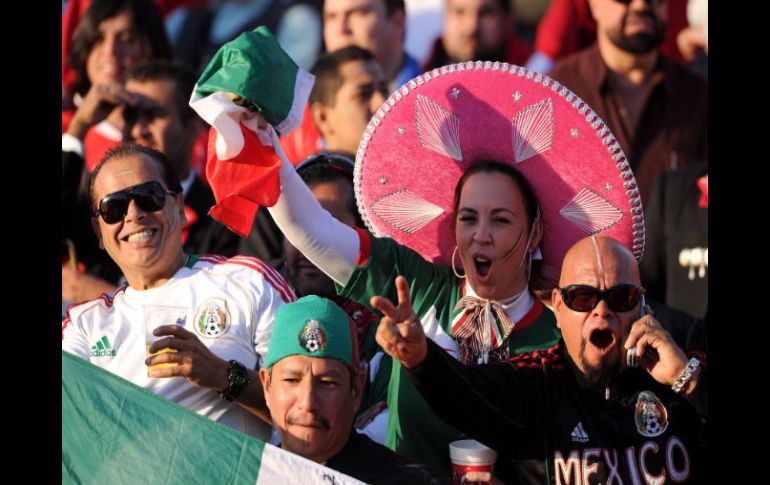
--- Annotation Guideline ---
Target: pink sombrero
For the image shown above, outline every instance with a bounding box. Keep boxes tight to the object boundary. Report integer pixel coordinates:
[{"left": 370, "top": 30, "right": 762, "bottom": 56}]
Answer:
[{"left": 354, "top": 61, "right": 644, "bottom": 286}]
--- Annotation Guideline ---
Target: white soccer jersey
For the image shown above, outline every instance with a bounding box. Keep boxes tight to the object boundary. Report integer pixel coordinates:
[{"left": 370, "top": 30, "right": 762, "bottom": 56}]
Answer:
[{"left": 62, "top": 255, "right": 296, "bottom": 440}]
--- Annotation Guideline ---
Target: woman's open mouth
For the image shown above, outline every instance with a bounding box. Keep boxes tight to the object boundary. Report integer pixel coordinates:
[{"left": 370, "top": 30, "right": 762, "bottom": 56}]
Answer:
[{"left": 474, "top": 257, "right": 492, "bottom": 280}]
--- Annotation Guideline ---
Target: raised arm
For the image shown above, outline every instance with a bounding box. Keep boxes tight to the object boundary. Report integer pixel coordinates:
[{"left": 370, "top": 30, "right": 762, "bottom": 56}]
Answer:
[
  {"left": 371, "top": 277, "right": 545, "bottom": 453},
  {"left": 267, "top": 156, "right": 360, "bottom": 286}
]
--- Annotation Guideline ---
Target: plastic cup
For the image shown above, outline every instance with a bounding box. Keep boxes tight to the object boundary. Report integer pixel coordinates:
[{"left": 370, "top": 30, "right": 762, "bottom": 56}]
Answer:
[
  {"left": 144, "top": 305, "right": 186, "bottom": 375},
  {"left": 449, "top": 439, "right": 497, "bottom": 484}
]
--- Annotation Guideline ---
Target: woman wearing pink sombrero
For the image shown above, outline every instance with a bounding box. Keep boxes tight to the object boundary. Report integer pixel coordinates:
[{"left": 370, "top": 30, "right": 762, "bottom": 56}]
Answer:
[
  {"left": 260, "top": 63, "right": 644, "bottom": 476},
  {"left": 192, "top": 32, "right": 644, "bottom": 477}
]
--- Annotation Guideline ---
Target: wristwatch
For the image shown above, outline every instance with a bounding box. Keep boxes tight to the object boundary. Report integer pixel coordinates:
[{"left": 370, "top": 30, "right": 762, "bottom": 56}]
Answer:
[{"left": 220, "top": 359, "right": 249, "bottom": 402}]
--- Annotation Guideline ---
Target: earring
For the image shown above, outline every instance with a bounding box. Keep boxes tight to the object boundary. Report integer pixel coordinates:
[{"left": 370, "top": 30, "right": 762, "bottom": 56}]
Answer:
[
  {"left": 451, "top": 246, "right": 466, "bottom": 279},
  {"left": 526, "top": 250, "right": 533, "bottom": 281}
]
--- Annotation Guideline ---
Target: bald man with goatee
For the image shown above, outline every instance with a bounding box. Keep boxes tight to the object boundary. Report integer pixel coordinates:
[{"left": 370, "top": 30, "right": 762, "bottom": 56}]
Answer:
[{"left": 370, "top": 235, "right": 707, "bottom": 484}]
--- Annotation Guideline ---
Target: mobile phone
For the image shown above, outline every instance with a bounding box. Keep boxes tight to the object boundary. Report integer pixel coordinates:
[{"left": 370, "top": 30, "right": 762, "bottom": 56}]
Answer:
[
  {"left": 626, "top": 296, "right": 651, "bottom": 368},
  {"left": 626, "top": 347, "right": 639, "bottom": 368}
]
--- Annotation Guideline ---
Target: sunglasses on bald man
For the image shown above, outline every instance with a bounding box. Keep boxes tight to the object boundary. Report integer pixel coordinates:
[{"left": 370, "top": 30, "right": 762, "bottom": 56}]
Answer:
[
  {"left": 560, "top": 284, "right": 644, "bottom": 313},
  {"left": 94, "top": 181, "right": 178, "bottom": 224}
]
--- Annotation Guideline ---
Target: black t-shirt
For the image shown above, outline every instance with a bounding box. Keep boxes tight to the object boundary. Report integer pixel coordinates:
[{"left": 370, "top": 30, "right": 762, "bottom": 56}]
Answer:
[
  {"left": 326, "top": 431, "right": 452, "bottom": 485},
  {"left": 408, "top": 340, "right": 707, "bottom": 484}
]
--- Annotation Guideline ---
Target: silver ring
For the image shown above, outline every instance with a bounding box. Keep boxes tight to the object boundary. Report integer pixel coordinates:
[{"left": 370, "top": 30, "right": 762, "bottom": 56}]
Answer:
[{"left": 626, "top": 348, "right": 638, "bottom": 368}]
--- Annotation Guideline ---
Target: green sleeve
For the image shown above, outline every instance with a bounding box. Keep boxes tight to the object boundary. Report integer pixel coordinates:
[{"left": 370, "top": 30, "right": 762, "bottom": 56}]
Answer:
[{"left": 336, "top": 235, "right": 459, "bottom": 322}]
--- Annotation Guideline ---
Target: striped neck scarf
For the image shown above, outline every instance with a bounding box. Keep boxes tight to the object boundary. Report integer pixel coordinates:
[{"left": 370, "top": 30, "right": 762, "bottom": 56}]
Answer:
[{"left": 453, "top": 289, "right": 528, "bottom": 364}]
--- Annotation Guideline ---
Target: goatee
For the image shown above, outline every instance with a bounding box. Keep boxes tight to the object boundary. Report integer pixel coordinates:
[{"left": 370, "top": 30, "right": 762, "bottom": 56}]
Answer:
[
  {"left": 578, "top": 337, "right": 621, "bottom": 388},
  {"left": 610, "top": 12, "right": 666, "bottom": 55}
]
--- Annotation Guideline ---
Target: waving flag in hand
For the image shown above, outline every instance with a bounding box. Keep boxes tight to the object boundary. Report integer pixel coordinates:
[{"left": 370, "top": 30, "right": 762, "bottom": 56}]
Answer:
[{"left": 189, "top": 26, "right": 315, "bottom": 236}]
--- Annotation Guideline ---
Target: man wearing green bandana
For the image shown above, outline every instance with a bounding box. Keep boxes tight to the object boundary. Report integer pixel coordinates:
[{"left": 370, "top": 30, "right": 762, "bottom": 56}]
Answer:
[{"left": 259, "top": 295, "right": 450, "bottom": 484}]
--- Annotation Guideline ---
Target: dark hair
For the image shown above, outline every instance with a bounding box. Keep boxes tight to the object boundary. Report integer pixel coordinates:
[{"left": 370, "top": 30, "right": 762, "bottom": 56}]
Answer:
[
  {"left": 68, "top": 0, "right": 172, "bottom": 96},
  {"left": 310, "top": 46, "right": 375, "bottom": 107},
  {"left": 496, "top": 0, "right": 512, "bottom": 13},
  {"left": 126, "top": 60, "right": 196, "bottom": 124},
  {"left": 89, "top": 143, "right": 183, "bottom": 209},
  {"left": 452, "top": 160, "right": 545, "bottom": 287},
  {"left": 383, "top": 0, "right": 406, "bottom": 16},
  {"left": 296, "top": 152, "right": 365, "bottom": 228}
]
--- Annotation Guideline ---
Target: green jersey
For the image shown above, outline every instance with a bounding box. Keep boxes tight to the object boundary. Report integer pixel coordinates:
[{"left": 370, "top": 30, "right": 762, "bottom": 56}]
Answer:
[{"left": 338, "top": 234, "right": 561, "bottom": 472}]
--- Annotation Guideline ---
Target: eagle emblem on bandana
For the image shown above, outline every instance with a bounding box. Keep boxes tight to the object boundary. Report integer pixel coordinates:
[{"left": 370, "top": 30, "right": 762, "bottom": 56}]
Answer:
[
  {"left": 194, "top": 298, "right": 230, "bottom": 339},
  {"left": 634, "top": 391, "right": 669, "bottom": 437},
  {"left": 299, "top": 319, "right": 326, "bottom": 353}
]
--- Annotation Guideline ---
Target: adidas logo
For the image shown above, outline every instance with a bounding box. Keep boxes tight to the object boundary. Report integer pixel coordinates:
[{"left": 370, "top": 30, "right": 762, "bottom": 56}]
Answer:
[
  {"left": 91, "top": 336, "right": 117, "bottom": 357},
  {"left": 571, "top": 422, "right": 589, "bottom": 443}
]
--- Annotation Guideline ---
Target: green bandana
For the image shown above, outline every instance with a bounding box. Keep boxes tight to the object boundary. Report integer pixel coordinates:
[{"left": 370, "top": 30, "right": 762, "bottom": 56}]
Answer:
[{"left": 265, "top": 296, "right": 359, "bottom": 369}]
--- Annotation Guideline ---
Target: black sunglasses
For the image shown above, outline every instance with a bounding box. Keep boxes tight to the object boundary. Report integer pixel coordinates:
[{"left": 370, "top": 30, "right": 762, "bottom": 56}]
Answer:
[
  {"left": 94, "top": 181, "right": 177, "bottom": 224},
  {"left": 614, "top": 0, "right": 665, "bottom": 6},
  {"left": 560, "top": 284, "right": 644, "bottom": 313}
]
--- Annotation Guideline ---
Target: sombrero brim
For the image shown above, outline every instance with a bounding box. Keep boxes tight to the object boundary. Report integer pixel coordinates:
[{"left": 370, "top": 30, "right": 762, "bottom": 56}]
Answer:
[{"left": 354, "top": 61, "right": 644, "bottom": 286}]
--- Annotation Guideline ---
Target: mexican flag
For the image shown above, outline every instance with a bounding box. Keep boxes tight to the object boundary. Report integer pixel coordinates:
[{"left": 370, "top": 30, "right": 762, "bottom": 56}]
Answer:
[
  {"left": 62, "top": 351, "right": 365, "bottom": 485},
  {"left": 189, "top": 26, "right": 315, "bottom": 237}
]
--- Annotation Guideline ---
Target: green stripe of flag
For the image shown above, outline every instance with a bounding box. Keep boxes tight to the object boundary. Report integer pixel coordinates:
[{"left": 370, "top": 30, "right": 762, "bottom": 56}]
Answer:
[
  {"left": 191, "top": 26, "right": 314, "bottom": 136},
  {"left": 62, "top": 351, "right": 365, "bottom": 485}
]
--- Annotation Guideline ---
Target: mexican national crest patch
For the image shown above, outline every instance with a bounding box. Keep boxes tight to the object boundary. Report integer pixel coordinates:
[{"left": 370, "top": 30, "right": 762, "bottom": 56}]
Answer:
[
  {"left": 194, "top": 298, "right": 230, "bottom": 339},
  {"left": 299, "top": 319, "right": 326, "bottom": 353},
  {"left": 635, "top": 390, "right": 669, "bottom": 437}
]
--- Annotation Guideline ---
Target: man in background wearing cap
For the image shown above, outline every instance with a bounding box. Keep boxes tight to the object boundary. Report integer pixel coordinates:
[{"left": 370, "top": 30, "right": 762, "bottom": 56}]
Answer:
[{"left": 259, "top": 295, "right": 451, "bottom": 484}]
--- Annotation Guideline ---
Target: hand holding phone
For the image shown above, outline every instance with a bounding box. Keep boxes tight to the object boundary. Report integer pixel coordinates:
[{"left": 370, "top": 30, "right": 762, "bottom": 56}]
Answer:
[{"left": 626, "top": 296, "right": 648, "bottom": 368}]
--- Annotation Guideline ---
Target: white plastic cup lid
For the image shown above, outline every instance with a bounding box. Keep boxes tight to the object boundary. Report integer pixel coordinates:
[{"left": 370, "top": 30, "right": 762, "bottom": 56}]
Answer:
[{"left": 449, "top": 439, "right": 498, "bottom": 465}]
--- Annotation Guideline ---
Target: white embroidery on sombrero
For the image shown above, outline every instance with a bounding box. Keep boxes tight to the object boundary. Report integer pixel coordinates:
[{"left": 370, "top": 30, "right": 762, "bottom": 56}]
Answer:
[
  {"left": 371, "top": 189, "right": 445, "bottom": 234},
  {"left": 511, "top": 98, "right": 554, "bottom": 163},
  {"left": 560, "top": 188, "right": 624, "bottom": 234},
  {"left": 415, "top": 95, "right": 463, "bottom": 161},
  {"left": 353, "top": 62, "right": 646, "bottom": 266}
]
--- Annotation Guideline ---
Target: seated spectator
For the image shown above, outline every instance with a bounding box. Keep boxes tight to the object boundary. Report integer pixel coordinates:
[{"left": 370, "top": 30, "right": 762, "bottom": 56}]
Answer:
[
  {"left": 63, "top": 61, "right": 240, "bottom": 304},
  {"left": 259, "top": 295, "right": 450, "bottom": 484},
  {"left": 63, "top": 0, "right": 172, "bottom": 170},
  {"left": 281, "top": 152, "right": 391, "bottom": 444},
  {"left": 373, "top": 235, "right": 707, "bottom": 483},
  {"left": 62, "top": 144, "right": 295, "bottom": 440}
]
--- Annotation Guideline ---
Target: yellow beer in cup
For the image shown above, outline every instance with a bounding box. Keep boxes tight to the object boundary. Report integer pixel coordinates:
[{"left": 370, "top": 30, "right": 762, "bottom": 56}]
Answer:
[
  {"left": 145, "top": 345, "right": 179, "bottom": 371},
  {"left": 144, "top": 305, "right": 187, "bottom": 376}
]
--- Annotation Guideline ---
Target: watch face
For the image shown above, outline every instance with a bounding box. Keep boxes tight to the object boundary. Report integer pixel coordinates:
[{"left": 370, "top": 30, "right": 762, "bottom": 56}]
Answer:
[
  {"left": 231, "top": 371, "right": 247, "bottom": 386},
  {"left": 228, "top": 362, "right": 249, "bottom": 386}
]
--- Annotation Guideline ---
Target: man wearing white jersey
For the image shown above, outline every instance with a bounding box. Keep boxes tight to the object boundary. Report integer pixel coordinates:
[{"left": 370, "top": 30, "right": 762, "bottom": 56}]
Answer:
[{"left": 62, "top": 143, "right": 295, "bottom": 440}]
